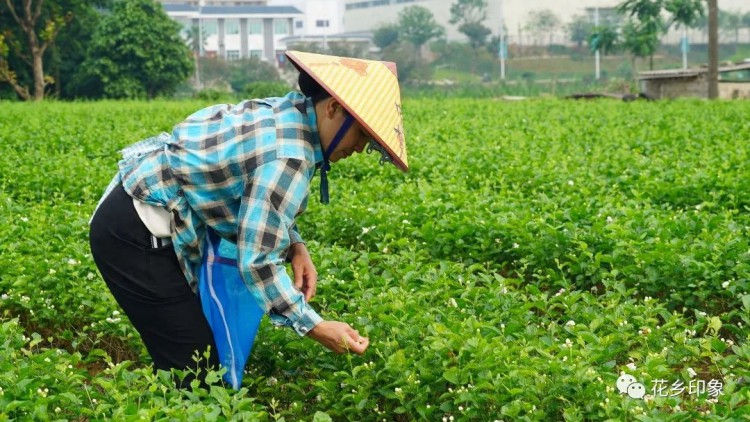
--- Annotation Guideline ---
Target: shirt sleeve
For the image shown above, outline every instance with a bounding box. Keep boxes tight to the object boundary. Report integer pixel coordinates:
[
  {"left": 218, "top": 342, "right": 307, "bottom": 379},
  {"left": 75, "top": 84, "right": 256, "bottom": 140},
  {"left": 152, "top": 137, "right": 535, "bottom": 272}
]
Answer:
[
  {"left": 237, "top": 158, "right": 322, "bottom": 336},
  {"left": 289, "top": 223, "right": 304, "bottom": 245}
]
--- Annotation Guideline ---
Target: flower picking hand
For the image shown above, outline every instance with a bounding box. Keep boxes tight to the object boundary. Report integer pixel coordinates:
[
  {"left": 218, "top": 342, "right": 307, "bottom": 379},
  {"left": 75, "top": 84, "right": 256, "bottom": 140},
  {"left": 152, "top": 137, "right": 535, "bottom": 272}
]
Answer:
[
  {"left": 289, "top": 242, "right": 317, "bottom": 302},
  {"left": 307, "top": 321, "right": 370, "bottom": 355}
]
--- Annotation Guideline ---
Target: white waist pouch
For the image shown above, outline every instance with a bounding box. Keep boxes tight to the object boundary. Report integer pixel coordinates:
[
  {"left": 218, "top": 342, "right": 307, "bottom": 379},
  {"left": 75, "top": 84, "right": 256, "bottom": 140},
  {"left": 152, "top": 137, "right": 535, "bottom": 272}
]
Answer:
[{"left": 133, "top": 199, "right": 172, "bottom": 238}]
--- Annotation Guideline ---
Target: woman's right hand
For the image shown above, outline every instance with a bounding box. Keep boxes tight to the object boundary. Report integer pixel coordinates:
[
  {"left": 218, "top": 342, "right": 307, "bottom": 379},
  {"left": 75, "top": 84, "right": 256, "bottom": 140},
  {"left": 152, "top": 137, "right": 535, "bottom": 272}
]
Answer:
[{"left": 306, "top": 321, "right": 369, "bottom": 354}]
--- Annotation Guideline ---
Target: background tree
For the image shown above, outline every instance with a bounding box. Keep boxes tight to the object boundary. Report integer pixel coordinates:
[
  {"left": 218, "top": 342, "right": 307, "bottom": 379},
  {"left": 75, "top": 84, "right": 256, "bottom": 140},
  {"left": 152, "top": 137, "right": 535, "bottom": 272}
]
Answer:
[
  {"left": 665, "top": 0, "right": 704, "bottom": 29},
  {"left": 46, "top": 0, "right": 106, "bottom": 99},
  {"left": 228, "top": 57, "right": 280, "bottom": 93},
  {"left": 526, "top": 9, "right": 561, "bottom": 46},
  {"left": 397, "top": 5, "right": 444, "bottom": 61},
  {"left": 568, "top": 15, "right": 593, "bottom": 49},
  {"left": 621, "top": 20, "right": 659, "bottom": 76},
  {"left": 184, "top": 25, "right": 205, "bottom": 88},
  {"left": 744, "top": 12, "right": 750, "bottom": 43},
  {"left": 449, "top": 0, "right": 490, "bottom": 70},
  {"left": 78, "top": 0, "right": 193, "bottom": 99},
  {"left": 589, "top": 25, "right": 619, "bottom": 56},
  {"left": 719, "top": 10, "right": 743, "bottom": 46},
  {"left": 373, "top": 23, "right": 400, "bottom": 51},
  {"left": 617, "top": 0, "right": 665, "bottom": 70},
  {"left": 0, "top": 0, "right": 97, "bottom": 100}
]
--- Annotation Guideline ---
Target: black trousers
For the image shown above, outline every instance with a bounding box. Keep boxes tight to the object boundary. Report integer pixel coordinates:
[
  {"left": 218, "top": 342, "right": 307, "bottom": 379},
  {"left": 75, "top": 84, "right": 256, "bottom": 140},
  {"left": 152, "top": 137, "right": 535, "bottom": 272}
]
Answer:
[{"left": 89, "top": 184, "right": 219, "bottom": 386}]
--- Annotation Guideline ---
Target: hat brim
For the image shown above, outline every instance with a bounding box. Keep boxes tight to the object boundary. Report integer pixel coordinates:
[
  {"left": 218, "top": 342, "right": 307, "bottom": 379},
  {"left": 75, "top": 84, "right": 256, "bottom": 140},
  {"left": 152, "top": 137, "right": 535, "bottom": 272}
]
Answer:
[{"left": 286, "top": 50, "right": 408, "bottom": 172}]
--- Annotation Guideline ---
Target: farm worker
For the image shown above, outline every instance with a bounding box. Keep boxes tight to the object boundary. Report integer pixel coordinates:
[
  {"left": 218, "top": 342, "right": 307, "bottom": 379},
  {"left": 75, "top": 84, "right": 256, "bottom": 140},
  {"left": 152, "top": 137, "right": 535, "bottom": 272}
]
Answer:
[{"left": 88, "top": 51, "right": 408, "bottom": 386}]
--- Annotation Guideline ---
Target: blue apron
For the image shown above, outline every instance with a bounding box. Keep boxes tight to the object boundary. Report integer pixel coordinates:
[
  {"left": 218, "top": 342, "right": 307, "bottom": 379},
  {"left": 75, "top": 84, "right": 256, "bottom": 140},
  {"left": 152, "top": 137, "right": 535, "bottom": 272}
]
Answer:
[{"left": 198, "top": 228, "right": 264, "bottom": 390}]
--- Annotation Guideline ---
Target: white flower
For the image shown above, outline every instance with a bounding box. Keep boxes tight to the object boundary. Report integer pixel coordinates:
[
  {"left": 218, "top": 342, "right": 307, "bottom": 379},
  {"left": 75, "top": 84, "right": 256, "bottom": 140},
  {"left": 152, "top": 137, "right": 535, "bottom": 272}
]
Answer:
[
  {"left": 722, "top": 281, "right": 730, "bottom": 289},
  {"left": 606, "top": 216, "right": 614, "bottom": 223},
  {"left": 626, "top": 362, "right": 637, "bottom": 371},
  {"left": 55, "top": 407, "right": 61, "bottom": 413},
  {"left": 86, "top": 272, "right": 96, "bottom": 280},
  {"left": 567, "top": 180, "right": 574, "bottom": 186},
  {"left": 382, "top": 247, "right": 389, "bottom": 253},
  {"left": 49, "top": 269, "right": 56, "bottom": 275},
  {"left": 687, "top": 367, "right": 697, "bottom": 378},
  {"left": 402, "top": 219, "right": 410, "bottom": 224},
  {"left": 67, "top": 258, "right": 78, "bottom": 266},
  {"left": 20, "top": 217, "right": 29, "bottom": 222},
  {"left": 512, "top": 243, "right": 519, "bottom": 249},
  {"left": 112, "top": 310, "right": 120, "bottom": 316},
  {"left": 361, "top": 227, "right": 372, "bottom": 234},
  {"left": 0, "top": 294, "right": 7, "bottom": 300},
  {"left": 565, "top": 320, "right": 576, "bottom": 327},
  {"left": 447, "top": 298, "right": 458, "bottom": 308},
  {"left": 458, "top": 406, "right": 464, "bottom": 411}
]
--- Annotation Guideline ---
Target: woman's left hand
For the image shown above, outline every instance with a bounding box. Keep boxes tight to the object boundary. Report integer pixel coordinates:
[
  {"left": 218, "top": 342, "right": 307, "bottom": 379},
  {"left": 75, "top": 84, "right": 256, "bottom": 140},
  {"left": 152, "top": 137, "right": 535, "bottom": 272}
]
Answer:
[{"left": 289, "top": 242, "right": 317, "bottom": 302}]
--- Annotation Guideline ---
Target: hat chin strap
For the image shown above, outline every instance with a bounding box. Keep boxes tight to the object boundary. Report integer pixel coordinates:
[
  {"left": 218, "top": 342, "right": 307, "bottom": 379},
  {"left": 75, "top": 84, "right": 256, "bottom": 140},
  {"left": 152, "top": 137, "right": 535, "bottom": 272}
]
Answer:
[{"left": 319, "top": 114, "right": 355, "bottom": 204}]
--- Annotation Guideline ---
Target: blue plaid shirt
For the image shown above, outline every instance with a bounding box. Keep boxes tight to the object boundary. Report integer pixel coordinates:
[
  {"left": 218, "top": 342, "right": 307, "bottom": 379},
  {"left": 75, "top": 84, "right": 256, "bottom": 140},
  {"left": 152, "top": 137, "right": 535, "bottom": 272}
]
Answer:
[{"left": 110, "top": 92, "right": 324, "bottom": 336}]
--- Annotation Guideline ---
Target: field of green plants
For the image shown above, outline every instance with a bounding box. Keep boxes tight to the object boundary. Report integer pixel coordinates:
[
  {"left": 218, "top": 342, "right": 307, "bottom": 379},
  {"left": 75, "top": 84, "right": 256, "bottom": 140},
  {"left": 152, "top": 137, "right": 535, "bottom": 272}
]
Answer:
[{"left": 1, "top": 97, "right": 749, "bottom": 421}]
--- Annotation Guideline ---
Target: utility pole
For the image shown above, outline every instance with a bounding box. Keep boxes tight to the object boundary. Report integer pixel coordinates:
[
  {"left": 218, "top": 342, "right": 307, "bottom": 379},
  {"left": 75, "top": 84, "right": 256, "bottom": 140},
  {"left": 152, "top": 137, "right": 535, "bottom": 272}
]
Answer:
[
  {"left": 197, "top": 0, "right": 205, "bottom": 89},
  {"left": 595, "top": 7, "right": 600, "bottom": 80},
  {"left": 498, "top": 0, "right": 506, "bottom": 79},
  {"left": 681, "top": 26, "right": 689, "bottom": 70},
  {"left": 707, "top": 0, "right": 718, "bottom": 99}
]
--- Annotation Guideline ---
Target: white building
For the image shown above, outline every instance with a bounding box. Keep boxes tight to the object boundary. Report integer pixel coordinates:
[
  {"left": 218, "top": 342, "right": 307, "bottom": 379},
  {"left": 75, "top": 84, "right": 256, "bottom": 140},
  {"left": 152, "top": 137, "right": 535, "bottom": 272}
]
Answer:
[
  {"left": 343, "top": 0, "right": 750, "bottom": 46},
  {"left": 268, "top": 0, "right": 373, "bottom": 53},
  {"left": 162, "top": 2, "right": 302, "bottom": 64},
  {"left": 268, "top": 0, "right": 345, "bottom": 36}
]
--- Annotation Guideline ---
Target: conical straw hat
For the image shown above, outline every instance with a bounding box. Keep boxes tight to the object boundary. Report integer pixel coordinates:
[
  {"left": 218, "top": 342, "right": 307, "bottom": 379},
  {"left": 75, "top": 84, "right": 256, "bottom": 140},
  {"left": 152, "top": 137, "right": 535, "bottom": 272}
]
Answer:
[{"left": 285, "top": 50, "right": 408, "bottom": 171}]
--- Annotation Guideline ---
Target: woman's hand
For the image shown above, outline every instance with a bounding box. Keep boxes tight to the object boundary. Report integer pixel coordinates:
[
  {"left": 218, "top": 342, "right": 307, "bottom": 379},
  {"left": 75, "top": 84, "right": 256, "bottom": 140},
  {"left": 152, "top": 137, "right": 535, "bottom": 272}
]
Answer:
[
  {"left": 289, "top": 242, "right": 317, "bottom": 302},
  {"left": 307, "top": 321, "right": 370, "bottom": 355}
]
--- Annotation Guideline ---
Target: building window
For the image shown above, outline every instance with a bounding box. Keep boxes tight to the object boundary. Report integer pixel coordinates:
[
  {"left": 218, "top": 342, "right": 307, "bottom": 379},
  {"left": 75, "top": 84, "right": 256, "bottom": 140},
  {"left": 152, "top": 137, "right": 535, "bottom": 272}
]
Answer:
[
  {"left": 274, "top": 19, "right": 289, "bottom": 35},
  {"left": 248, "top": 19, "right": 262, "bottom": 35},
  {"left": 315, "top": 20, "right": 330, "bottom": 28},
  {"left": 226, "top": 50, "right": 240, "bottom": 60},
  {"left": 249, "top": 49, "right": 263, "bottom": 59},
  {"left": 295, "top": 20, "right": 303, "bottom": 29},
  {"left": 202, "top": 19, "right": 218, "bottom": 36},
  {"left": 224, "top": 18, "right": 239, "bottom": 35}
]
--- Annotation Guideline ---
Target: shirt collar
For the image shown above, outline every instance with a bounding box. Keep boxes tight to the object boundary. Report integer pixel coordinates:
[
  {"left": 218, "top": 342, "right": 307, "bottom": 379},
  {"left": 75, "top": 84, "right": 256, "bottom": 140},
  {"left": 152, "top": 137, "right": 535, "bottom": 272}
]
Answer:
[{"left": 304, "top": 96, "right": 324, "bottom": 167}]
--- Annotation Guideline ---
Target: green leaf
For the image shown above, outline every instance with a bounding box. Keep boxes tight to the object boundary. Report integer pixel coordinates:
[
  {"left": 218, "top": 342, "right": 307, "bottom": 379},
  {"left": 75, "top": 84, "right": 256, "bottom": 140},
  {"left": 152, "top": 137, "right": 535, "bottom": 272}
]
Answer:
[
  {"left": 443, "top": 367, "right": 459, "bottom": 384},
  {"left": 313, "top": 411, "right": 333, "bottom": 422}
]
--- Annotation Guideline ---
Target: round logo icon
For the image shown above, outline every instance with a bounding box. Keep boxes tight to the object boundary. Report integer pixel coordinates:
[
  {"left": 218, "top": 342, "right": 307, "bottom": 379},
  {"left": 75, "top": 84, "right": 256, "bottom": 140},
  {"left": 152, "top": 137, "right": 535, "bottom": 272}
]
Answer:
[
  {"left": 616, "top": 374, "right": 637, "bottom": 394},
  {"left": 627, "top": 382, "right": 646, "bottom": 399}
]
